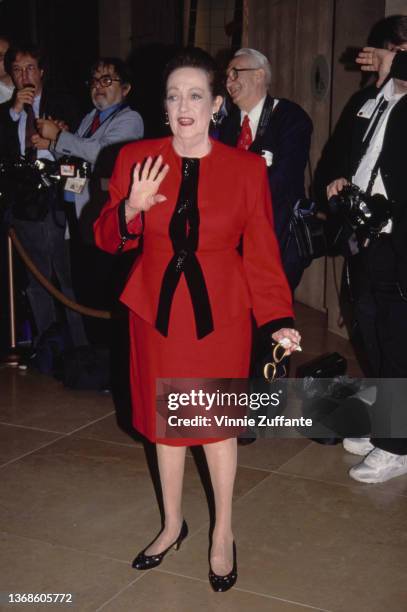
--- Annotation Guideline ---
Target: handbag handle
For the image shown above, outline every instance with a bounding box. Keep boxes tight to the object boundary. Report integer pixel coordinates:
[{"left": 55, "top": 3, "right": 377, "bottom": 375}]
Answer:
[{"left": 263, "top": 342, "right": 288, "bottom": 382}]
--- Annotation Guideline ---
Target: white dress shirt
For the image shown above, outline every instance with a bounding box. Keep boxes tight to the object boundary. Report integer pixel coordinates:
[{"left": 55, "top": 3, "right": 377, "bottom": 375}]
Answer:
[
  {"left": 240, "top": 96, "right": 268, "bottom": 139},
  {"left": 353, "top": 79, "right": 405, "bottom": 194},
  {"left": 9, "top": 93, "right": 55, "bottom": 161},
  {"left": 352, "top": 79, "right": 406, "bottom": 233}
]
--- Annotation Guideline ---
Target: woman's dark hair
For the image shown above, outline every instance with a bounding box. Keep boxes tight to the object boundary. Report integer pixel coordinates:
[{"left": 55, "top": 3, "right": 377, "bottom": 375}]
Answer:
[
  {"left": 90, "top": 57, "right": 133, "bottom": 85},
  {"left": 163, "top": 47, "right": 224, "bottom": 98},
  {"left": 4, "top": 42, "right": 46, "bottom": 75}
]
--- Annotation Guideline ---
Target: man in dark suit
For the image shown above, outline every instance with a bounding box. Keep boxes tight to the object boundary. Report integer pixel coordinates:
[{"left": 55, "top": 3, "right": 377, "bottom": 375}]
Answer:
[
  {"left": 219, "top": 47, "right": 313, "bottom": 291},
  {"left": 327, "top": 48, "right": 407, "bottom": 483},
  {"left": 0, "top": 42, "right": 87, "bottom": 350}
]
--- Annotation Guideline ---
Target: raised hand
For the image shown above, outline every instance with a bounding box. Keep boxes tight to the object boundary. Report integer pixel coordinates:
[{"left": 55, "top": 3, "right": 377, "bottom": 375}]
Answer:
[
  {"left": 125, "top": 155, "right": 170, "bottom": 222},
  {"left": 12, "top": 85, "right": 35, "bottom": 113},
  {"left": 356, "top": 47, "right": 396, "bottom": 87}
]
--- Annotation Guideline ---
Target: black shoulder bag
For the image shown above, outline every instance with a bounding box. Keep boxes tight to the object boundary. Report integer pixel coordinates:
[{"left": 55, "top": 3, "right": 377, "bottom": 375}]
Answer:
[{"left": 288, "top": 160, "right": 327, "bottom": 264}]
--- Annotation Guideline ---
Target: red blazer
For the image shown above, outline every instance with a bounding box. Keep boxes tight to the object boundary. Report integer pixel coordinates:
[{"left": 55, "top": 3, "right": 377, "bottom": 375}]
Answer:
[{"left": 94, "top": 137, "right": 293, "bottom": 332}]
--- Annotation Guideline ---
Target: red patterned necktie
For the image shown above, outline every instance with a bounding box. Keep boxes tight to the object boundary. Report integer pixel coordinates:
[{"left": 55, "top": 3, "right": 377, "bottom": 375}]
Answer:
[
  {"left": 237, "top": 114, "right": 253, "bottom": 150},
  {"left": 89, "top": 110, "right": 100, "bottom": 135}
]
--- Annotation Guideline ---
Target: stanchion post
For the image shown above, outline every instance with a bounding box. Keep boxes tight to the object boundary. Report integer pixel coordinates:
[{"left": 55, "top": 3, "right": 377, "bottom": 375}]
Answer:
[
  {"left": 1, "top": 232, "right": 20, "bottom": 366},
  {"left": 7, "top": 233, "right": 17, "bottom": 349}
]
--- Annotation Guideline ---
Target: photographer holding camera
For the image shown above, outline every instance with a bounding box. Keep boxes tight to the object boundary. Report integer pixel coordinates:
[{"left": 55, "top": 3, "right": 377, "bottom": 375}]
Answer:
[
  {"left": 0, "top": 42, "right": 88, "bottom": 351},
  {"left": 34, "top": 58, "right": 143, "bottom": 341},
  {"left": 327, "top": 48, "right": 407, "bottom": 483},
  {"left": 35, "top": 58, "right": 143, "bottom": 237}
]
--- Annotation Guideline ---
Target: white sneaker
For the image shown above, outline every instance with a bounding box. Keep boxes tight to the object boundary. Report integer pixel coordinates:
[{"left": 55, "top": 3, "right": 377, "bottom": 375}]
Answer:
[
  {"left": 343, "top": 437, "right": 374, "bottom": 456},
  {"left": 349, "top": 448, "right": 407, "bottom": 483}
]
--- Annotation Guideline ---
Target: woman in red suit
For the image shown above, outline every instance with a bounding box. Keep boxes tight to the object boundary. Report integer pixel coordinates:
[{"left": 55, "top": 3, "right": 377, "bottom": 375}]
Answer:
[{"left": 94, "top": 48, "right": 300, "bottom": 592}]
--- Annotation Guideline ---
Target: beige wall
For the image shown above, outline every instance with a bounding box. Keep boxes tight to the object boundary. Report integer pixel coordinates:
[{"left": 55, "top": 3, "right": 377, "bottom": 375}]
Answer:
[
  {"left": 386, "top": 0, "right": 407, "bottom": 15},
  {"left": 331, "top": 0, "right": 385, "bottom": 128}
]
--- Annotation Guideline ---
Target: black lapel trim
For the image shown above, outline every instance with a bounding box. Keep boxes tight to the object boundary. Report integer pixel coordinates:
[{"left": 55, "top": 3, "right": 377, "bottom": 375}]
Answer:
[{"left": 249, "top": 95, "right": 275, "bottom": 153}]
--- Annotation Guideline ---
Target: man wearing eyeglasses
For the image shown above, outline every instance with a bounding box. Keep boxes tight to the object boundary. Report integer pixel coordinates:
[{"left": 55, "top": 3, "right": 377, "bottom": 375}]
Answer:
[
  {"left": 0, "top": 42, "right": 87, "bottom": 351},
  {"left": 34, "top": 58, "right": 143, "bottom": 342},
  {"left": 0, "top": 42, "right": 79, "bottom": 161},
  {"left": 220, "top": 48, "right": 312, "bottom": 292},
  {"left": 36, "top": 58, "right": 143, "bottom": 231}
]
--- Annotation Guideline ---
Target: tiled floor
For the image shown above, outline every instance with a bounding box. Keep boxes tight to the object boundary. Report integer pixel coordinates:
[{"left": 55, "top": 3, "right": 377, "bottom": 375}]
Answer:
[{"left": 1, "top": 303, "right": 406, "bottom": 611}]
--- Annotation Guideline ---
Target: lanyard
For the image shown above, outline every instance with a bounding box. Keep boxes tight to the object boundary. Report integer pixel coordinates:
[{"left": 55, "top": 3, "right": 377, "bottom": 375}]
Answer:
[{"left": 83, "top": 103, "right": 128, "bottom": 137}]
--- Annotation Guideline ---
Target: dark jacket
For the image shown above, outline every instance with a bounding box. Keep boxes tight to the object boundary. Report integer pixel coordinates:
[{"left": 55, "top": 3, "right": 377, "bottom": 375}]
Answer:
[
  {"left": 326, "top": 74, "right": 407, "bottom": 292},
  {"left": 219, "top": 94, "right": 313, "bottom": 290},
  {"left": 314, "top": 85, "right": 378, "bottom": 204},
  {"left": 0, "top": 87, "right": 79, "bottom": 161}
]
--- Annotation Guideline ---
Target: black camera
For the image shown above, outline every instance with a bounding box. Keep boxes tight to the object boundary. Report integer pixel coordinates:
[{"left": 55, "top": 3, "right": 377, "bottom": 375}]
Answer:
[
  {"left": 0, "top": 158, "right": 61, "bottom": 189},
  {"left": 0, "top": 158, "right": 61, "bottom": 204},
  {"left": 0, "top": 158, "right": 63, "bottom": 221},
  {"left": 328, "top": 184, "right": 392, "bottom": 244}
]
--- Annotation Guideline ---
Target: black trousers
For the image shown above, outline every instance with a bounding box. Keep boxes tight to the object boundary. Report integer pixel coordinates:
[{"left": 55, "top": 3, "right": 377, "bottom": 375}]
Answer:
[
  {"left": 12, "top": 202, "right": 88, "bottom": 348},
  {"left": 350, "top": 239, "right": 407, "bottom": 455}
]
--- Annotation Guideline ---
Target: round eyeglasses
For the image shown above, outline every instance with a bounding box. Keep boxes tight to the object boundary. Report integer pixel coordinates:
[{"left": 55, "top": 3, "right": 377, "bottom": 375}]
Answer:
[
  {"left": 226, "top": 67, "right": 259, "bottom": 82},
  {"left": 87, "top": 75, "right": 121, "bottom": 88}
]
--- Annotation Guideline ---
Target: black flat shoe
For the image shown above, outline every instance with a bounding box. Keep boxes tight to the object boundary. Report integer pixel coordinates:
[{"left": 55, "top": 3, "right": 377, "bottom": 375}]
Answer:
[
  {"left": 209, "top": 541, "right": 237, "bottom": 592},
  {"left": 132, "top": 520, "right": 188, "bottom": 570}
]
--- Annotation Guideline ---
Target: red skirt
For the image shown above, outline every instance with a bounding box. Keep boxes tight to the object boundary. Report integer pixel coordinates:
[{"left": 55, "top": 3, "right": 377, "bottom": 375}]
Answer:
[{"left": 128, "top": 277, "right": 252, "bottom": 446}]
